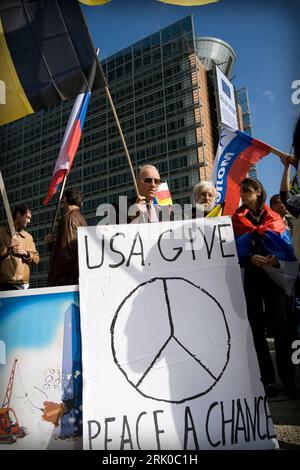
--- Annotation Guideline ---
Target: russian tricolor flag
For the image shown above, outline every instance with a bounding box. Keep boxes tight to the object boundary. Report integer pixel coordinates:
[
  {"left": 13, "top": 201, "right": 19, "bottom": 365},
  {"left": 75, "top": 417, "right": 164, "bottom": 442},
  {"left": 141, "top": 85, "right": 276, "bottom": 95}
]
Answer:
[
  {"left": 43, "top": 91, "right": 91, "bottom": 204},
  {"left": 211, "top": 126, "right": 271, "bottom": 216},
  {"left": 232, "top": 205, "right": 298, "bottom": 295}
]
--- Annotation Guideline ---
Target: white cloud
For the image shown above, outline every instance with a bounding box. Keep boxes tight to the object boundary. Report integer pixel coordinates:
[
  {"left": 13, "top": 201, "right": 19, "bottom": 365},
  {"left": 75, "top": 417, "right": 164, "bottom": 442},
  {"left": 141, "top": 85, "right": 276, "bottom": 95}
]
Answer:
[{"left": 264, "top": 90, "right": 275, "bottom": 102}]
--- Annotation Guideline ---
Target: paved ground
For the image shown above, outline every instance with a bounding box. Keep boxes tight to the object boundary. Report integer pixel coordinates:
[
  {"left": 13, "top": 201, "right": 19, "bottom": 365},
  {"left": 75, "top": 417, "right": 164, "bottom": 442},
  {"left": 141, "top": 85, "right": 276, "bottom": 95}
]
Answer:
[{"left": 267, "top": 339, "right": 300, "bottom": 449}]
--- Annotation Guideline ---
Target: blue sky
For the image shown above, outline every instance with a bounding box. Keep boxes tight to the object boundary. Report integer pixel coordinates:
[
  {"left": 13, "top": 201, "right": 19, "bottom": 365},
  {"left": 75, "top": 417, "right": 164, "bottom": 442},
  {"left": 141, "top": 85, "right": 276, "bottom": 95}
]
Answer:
[
  {"left": 0, "top": 291, "right": 78, "bottom": 351},
  {"left": 81, "top": 0, "right": 300, "bottom": 201}
]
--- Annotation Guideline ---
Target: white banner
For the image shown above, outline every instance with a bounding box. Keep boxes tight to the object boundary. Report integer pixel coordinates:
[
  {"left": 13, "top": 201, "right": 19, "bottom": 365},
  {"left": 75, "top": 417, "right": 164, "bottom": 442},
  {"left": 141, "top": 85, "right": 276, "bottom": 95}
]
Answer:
[
  {"left": 78, "top": 218, "right": 277, "bottom": 450},
  {"left": 215, "top": 66, "right": 238, "bottom": 130}
]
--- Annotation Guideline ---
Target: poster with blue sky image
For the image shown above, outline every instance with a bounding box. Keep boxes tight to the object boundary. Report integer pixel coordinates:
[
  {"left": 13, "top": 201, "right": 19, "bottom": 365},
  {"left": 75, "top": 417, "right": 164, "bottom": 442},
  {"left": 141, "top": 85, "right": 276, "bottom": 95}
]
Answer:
[{"left": 0, "top": 286, "right": 82, "bottom": 449}]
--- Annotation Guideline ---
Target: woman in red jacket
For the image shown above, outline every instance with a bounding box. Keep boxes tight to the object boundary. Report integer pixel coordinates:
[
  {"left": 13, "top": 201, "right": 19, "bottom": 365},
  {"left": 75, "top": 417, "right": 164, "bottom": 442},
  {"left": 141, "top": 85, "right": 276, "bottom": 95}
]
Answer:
[{"left": 232, "top": 178, "right": 297, "bottom": 398}]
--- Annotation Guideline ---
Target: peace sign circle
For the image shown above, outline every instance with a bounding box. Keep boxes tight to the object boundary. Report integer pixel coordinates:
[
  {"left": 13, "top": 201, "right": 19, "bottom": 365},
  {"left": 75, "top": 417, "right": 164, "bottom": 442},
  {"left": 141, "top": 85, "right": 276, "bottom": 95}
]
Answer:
[{"left": 111, "top": 277, "right": 231, "bottom": 403}]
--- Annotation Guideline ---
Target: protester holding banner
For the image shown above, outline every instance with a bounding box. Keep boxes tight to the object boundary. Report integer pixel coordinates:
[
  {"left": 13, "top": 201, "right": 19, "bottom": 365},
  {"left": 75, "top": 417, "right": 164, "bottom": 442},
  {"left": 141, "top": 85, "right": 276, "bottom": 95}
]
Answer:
[
  {"left": 131, "top": 164, "right": 162, "bottom": 223},
  {"left": 115, "top": 164, "right": 164, "bottom": 224},
  {"left": 193, "top": 181, "right": 216, "bottom": 212},
  {"left": 113, "top": 163, "right": 175, "bottom": 224},
  {"left": 232, "top": 178, "right": 297, "bottom": 398},
  {"left": 192, "top": 181, "right": 217, "bottom": 218},
  {"left": 0, "top": 205, "right": 39, "bottom": 290},
  {"left": 44, "top": 188, "right": 86, "bottom": 286}
]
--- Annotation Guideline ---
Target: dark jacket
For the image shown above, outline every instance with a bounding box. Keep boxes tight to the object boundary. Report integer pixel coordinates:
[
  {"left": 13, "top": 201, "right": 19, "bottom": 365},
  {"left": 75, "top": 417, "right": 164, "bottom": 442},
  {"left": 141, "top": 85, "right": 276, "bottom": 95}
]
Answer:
[
  {"left": 280, "top": 190, "right": 300, "bottom": 218},
  {"left": 48, "top": 208, "right": 86, "bottom": 286}
]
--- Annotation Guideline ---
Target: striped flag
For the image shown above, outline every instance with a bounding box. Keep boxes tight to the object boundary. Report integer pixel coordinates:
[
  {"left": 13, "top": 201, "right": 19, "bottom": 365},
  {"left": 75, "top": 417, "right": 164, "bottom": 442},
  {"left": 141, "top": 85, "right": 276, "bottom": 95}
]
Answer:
[
  {"left": 205, "top": 203, "right": 223, "bottom": 218},
  {"left": 43, "top": 91, "right": 91, "bottom": 205},
  {"left": 153, "top": 182, "right": 173, "bottom": 206},
  {"left": 0, "top": 0, "right": 104, "bottom": 126},
  {"left": 232, "top": 205, "right": 298, "bottom": 296},
  {"left": 211, "top": 126, "right": 271, "bottom": 216}
]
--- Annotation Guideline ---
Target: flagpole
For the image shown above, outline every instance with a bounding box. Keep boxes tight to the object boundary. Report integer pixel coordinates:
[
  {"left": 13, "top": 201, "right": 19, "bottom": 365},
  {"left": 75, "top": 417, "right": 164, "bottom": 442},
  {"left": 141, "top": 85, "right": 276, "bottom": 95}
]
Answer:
[
  {"left": 48, "top": 50, "right": 101, "bottom": 233},
  {"left": 96, "top": 48, "right": 139, "bottom": 195},
  {"left": 0, "top": 170, "right": 16, "bottom": 237},
  {"left": 50, "top": 171, "right": 67, "bottom": 233},
  {"left": 269, "top": 146, "right": 298, "bottom": 166},
  {"left": 269, "top": 146, "right": 289, "bottom": 159},
  {"left": 104, "top": 85, "right": 140, "bottom": 197}
]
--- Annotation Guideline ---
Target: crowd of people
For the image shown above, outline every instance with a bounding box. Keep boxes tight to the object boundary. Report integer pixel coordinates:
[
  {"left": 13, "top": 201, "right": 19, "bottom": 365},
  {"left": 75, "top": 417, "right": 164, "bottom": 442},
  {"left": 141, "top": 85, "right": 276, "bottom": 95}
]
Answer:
[{"left": 1, "top": 116, "right": 300, "bottom": 400}]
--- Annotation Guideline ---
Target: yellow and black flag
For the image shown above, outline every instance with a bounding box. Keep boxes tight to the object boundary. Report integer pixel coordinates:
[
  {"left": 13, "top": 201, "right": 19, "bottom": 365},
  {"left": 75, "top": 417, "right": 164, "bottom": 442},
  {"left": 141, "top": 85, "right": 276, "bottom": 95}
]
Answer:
[{"left": 0, "top": 0, "right": 106, "bottom": 126}]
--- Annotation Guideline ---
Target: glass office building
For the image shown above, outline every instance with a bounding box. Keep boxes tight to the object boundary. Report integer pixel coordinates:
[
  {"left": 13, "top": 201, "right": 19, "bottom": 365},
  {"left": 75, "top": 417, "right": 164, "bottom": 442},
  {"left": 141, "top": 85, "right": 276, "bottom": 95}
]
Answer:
[
  {"left": 0, "top": 16, "right": 244, "bottom": 287},
  {"left": 236, "top": 87, "right": 257, "bottom": 179},
  {"left": 236, "top": 87, "right": 253, "bottom": 136},
  {"left": 196, "top": 37, "right": 236, "bottom": 79}
]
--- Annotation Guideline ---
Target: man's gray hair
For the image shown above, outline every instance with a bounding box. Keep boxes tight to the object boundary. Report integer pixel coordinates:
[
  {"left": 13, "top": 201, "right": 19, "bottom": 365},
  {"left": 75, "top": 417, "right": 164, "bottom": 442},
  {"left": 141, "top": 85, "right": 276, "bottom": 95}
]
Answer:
[
  {"left": 193, "top": 180, "right": 217, "bottom": 200},
  {"left": 137, "top": 164, "right": 159, "bottom": 178}
]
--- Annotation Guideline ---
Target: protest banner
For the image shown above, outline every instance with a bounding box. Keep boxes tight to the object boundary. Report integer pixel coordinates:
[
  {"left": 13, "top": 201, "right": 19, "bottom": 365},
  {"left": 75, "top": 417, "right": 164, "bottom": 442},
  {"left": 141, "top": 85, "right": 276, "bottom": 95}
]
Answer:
[{"left": 78, "top": 217, "right": 277, "bottom": 450}]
